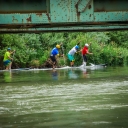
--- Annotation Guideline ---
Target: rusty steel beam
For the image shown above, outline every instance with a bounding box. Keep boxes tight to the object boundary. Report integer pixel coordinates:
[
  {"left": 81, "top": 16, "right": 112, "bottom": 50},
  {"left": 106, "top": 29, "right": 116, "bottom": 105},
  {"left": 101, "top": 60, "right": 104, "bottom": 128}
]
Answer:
[
  {"left": 0, "top": 25, "right": 128, "bottom": 34},
  {"left": 0, "top": 0, "right": 128, "bottom": 33}
]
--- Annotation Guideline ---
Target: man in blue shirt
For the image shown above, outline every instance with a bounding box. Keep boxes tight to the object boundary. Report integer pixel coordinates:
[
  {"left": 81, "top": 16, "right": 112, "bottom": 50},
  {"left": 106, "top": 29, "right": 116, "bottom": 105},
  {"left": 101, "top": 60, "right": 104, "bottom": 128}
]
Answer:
[{"left": 50, "top": 44, "right": 62, "bottom": 69}]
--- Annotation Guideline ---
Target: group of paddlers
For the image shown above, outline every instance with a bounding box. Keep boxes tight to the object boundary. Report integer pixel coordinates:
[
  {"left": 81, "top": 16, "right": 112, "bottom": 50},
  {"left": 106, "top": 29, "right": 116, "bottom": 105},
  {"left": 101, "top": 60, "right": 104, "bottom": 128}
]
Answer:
[
  {"left": 3, "top": 42, "right": 93, "bottom": 70},
  {"left": 49, "top": 42, "right": 93, "bottom": 69}
]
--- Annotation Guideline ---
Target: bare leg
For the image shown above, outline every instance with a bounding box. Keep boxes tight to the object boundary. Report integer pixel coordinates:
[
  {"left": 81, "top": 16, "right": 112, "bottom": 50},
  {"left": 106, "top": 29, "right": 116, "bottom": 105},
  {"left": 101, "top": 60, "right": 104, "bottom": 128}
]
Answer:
[
  {"left": 70, "top": 61, "right": 74, "bottom": 67},
  {"left": 9, "top": 62, "right": 12, "bottom": 70},
  {"left": 5, "top": 62, "right": 12, "bottom": 70},
  {"left": 5, "top": 65, "right": 9, "bottom": 70},
  {"left": 53, "top": 62, "right": 56, "bottom": 69},
  {"left": 83, "top": 62, "right": 86, "bottom": 68}
]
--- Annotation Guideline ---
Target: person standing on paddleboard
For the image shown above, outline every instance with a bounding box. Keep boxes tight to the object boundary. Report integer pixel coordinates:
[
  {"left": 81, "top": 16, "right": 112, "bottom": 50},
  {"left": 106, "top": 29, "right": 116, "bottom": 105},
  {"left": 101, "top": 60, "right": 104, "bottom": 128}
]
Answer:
[
  {"left": 3, "top": 48, "right": 15, "bottom": 70},
  {"left": 68, "top": 45, "right": 79, "bottom": 67},
  {"left": 50, "top": 44, "right": 63, "bottom": 69},
  {"left": 81, "top": 43, "right": 93, "bottom": 68}
]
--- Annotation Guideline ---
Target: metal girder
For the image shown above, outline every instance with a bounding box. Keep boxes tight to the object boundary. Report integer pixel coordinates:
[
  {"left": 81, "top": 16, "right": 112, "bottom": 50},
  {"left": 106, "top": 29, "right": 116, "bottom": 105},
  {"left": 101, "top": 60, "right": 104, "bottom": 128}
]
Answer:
[
  {"left": 0, "top": 0, "right": 128, "bottom": 33},
  {"left": 0, "top": 25, "right": 128, "bottom": 34}
]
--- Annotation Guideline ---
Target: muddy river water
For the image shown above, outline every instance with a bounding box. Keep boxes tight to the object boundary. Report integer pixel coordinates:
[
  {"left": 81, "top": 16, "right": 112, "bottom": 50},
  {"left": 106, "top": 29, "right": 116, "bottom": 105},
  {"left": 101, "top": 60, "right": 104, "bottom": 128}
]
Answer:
[{"left": 0, "top": 66, "right": 128, "bottom": 128}]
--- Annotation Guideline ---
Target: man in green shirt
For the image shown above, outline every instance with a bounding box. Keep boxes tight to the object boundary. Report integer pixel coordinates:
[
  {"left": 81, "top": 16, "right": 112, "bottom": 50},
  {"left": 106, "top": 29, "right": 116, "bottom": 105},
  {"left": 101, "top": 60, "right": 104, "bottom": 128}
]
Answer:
[{"left": 3, "top": 48, "right": 15, "bottom": 70}]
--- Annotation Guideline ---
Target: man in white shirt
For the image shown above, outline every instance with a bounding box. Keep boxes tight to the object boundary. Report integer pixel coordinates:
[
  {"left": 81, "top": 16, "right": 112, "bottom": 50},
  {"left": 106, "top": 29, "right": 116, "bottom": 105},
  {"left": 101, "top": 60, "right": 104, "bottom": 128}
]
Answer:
[{"left": 67, "top": 45, "right": 79, "bottom": 67}]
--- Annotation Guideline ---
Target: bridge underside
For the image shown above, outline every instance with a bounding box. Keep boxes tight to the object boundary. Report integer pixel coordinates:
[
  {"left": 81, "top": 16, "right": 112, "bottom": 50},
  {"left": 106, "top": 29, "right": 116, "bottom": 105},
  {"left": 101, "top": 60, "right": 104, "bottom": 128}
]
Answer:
[{"left": 0, "top": 0, "right": 128, "bottom": 33}]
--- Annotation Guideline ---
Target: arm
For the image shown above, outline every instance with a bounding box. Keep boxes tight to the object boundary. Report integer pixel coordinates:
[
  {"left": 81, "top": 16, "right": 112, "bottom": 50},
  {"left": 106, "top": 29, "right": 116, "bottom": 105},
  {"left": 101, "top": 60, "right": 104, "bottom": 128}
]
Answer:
[
  {"left": 10, "top": 50, "right": 15, "bottom": 54},
  {"left": 87, "top": 50, "right": 93, "bottom": 55},
  {"left": 57, "top": 53, "right": 63, "bottom": 57},
  {"left": 10, "top": 50, "right": 15, "bottom": 60},
  {"left": 6, "top": 53, "right": 13, "bottom": 60},
  {"left": 8, "top": 55, "right": 12, "bottom": 60}
]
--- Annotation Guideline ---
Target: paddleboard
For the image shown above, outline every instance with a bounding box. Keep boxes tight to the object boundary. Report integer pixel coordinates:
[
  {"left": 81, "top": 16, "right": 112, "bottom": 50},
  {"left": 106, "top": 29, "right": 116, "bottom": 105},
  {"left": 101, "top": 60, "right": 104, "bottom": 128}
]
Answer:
[{"left": 0, "top": 64, "right": 106, "bottom": 72}]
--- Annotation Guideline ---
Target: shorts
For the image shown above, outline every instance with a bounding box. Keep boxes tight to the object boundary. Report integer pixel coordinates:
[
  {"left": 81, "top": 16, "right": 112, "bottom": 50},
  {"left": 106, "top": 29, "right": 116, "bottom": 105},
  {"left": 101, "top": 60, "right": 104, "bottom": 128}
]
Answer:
[
  {"left": 3, "top": 60, "right": 11, "bottom": 66},
  {"left": 50, "top": 56, "right": 56, "bottom": 63},
  {"left": 68, "top": 54, "right": 75, "bottom": 62}
]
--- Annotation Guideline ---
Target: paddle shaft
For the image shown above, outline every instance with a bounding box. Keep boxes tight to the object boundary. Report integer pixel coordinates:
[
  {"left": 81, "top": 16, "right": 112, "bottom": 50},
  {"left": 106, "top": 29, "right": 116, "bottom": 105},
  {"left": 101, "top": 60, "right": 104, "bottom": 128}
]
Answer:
[{"left": 61, "top": 45, "right": 66, "bottom": 65}]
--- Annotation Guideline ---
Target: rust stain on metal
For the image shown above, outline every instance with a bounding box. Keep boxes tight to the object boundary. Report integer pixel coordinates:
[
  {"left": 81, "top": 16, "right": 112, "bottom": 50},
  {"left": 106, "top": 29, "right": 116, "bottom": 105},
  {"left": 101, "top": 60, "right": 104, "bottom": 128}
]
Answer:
[
  {"left": 46, "top": 13, "right": 51, "bottom": 22},
  {"left": 88, "top": 5, "right": 91, "bottom": 9},
  {"left": 36, "top": 13, "right": 42, "bottom": 17},
  {"left": 26, "top": 16, "right": 31, "bottom": 22},
  {"left": 12, "top": 16, "right": 18, "bottom": 23},
  {"left": 79, "top": 0, "right": 93, "bottom": 13},
  {"left": 75, "top": 0, "right": 80, "bottom": 22}
]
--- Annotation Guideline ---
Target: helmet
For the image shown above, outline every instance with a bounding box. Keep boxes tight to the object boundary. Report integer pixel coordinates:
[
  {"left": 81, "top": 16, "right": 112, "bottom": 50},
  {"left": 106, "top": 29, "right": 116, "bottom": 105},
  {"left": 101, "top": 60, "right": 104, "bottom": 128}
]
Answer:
[
  {"left": 7, "top": 48, "right": 11, "bottom": 50},
  {"left": 56, "top": 44, "right": 60, "bottom": 49},
  {"left": 75, "top": 45, "right": 79, "bottom": 50},
  {"left": 85, "top": 43, "right": 89, "bottom": 47}
]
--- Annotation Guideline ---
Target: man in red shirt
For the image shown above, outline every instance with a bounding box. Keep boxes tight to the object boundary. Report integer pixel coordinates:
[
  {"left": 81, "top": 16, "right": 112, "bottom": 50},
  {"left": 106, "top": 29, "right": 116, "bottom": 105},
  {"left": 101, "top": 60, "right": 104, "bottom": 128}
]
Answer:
[{"left": 81, "top": 43, "right": 93, "bottom": 68}]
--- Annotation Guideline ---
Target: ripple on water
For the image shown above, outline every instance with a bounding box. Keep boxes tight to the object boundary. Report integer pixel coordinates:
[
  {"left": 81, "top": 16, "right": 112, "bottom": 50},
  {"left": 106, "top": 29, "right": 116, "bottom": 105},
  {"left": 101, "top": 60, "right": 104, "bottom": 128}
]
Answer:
[{"left": 0, "top": 80, "right": 128, "bottom": 116}]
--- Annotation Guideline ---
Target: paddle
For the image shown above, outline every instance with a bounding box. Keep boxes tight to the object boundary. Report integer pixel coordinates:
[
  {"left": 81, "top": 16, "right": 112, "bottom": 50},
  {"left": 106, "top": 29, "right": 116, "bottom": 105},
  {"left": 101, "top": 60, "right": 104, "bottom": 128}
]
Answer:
[
  {"left": 12, "top": 50, "right": 16, "bottom": 62},
  {"left": 10, "top": 50, "right": 16, "bottom": 69},
  {"left": 89, "top": 42, "right": 95, "bottom": 65},
  {"left": 60, "top": 42, "right": 66, "bottom": 66}
]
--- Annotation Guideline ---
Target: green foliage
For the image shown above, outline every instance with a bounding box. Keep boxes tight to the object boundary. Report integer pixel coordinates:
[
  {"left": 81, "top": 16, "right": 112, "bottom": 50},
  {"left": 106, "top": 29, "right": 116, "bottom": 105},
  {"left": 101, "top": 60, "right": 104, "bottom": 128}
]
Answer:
[
  {"left": 39, "top": 50, "right": 50, "bottom": 64},
  {"left": 58, "top": 58, "right": 65, "bottom": 66},
  {"left": 0, "top": 31, "right": 128, "bottom": 69},
  {"left": 107, "top": 31, "right": 128, "bottom": 48},
  {"left": 30, "top": 60, "right": 40, "bottom": 67}
]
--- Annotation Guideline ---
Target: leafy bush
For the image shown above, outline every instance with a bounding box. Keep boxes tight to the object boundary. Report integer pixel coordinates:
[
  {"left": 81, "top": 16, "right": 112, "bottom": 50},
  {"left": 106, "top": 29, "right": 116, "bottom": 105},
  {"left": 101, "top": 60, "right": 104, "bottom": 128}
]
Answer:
[
  {"left": 0, "top": 31, "right": 128, "bottom": 69},
  {"left": 30, "top": 60, "right": 40, "bottom": 68}
]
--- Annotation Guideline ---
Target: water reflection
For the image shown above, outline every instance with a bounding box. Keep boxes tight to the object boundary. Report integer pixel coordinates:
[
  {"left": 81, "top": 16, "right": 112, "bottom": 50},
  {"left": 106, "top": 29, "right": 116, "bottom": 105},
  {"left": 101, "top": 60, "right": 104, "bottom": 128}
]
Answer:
[
  {"left": 51, "top": 69, "right": 58, "bottom": 80},
  {"left": 68, "top": 69, "right": 79, "bottom": 79},
  {"left": 81, "top": 68, "right": 90, "bottom": 78},
  {"left": 3, "top": 71, "right": 12, "bottom": 82},
  {"left": 0, "top": 67, "right": 128, "bottom": 128}
]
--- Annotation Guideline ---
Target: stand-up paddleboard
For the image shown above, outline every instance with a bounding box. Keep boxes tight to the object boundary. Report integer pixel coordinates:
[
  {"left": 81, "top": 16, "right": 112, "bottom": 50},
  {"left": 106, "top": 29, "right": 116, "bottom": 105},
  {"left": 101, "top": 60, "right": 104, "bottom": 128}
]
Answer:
[
  {"left": 0, "top": 63, "right": 106, "bottom": 72},
  {"left": 0, "top": 67, "right": 71, "bottom": 72},
  {"left": 0, "top": 68, "right": 30, "bottom": 72}
]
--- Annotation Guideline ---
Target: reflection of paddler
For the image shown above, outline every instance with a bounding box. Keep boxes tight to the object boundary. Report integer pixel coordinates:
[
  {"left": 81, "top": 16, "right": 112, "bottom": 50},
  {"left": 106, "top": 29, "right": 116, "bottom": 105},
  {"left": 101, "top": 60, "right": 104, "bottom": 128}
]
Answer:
[
  {"left": 68, "top": 69, "right": 78, "bottom": 79},
  {"left": 82, "top": 69, "right": 87, "bottom": 78},
  {"left": 82, "top": 69, "right": 90, "bottom": 78},
  {"left": 4, "top": 71, "right": 12, "bottom": 82},
  {"left": 52, "top": 69, "right": 58, "bottom": 80}
]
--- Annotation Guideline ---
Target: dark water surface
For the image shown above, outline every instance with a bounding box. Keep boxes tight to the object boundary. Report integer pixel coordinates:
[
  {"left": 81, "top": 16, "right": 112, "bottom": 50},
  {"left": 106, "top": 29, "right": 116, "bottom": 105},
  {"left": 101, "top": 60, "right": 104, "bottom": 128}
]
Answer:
[{"left": 0, "top": 66, "right": 128, "bottom": 128}]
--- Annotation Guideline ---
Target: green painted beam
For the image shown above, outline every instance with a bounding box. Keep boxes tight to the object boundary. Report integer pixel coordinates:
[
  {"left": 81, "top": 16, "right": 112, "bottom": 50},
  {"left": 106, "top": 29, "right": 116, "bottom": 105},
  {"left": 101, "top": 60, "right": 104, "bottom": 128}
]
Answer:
[
  {"left": 0, "top": 26, "right": 128, "bottom": 34},
  {"left": 0, "top": 0, "right": 128, "bottom": 33}
]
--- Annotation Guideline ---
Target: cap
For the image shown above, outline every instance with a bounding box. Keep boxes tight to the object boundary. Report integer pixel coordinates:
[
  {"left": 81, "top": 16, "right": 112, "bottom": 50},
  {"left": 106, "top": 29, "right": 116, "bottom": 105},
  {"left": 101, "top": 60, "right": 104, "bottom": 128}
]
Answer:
[
  {"left": 7, "top": 48, "right": 11, "bottom": 50},
  {"left": 56, "top": 44, "right": 60, "bottom": 49},
  {"left": 75, "top": 45, "right": 79, "bottom": 49},
  {"left": 85, "top": 44, "right": 89, "bottom": 47}
]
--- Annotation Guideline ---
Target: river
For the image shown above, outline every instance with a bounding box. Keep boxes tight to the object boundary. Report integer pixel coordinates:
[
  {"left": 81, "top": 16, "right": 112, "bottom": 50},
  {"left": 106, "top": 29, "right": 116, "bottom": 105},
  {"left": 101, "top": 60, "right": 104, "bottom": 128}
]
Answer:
[{"left": 0, "top": 66, "right": 128, "bottom": 128}]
